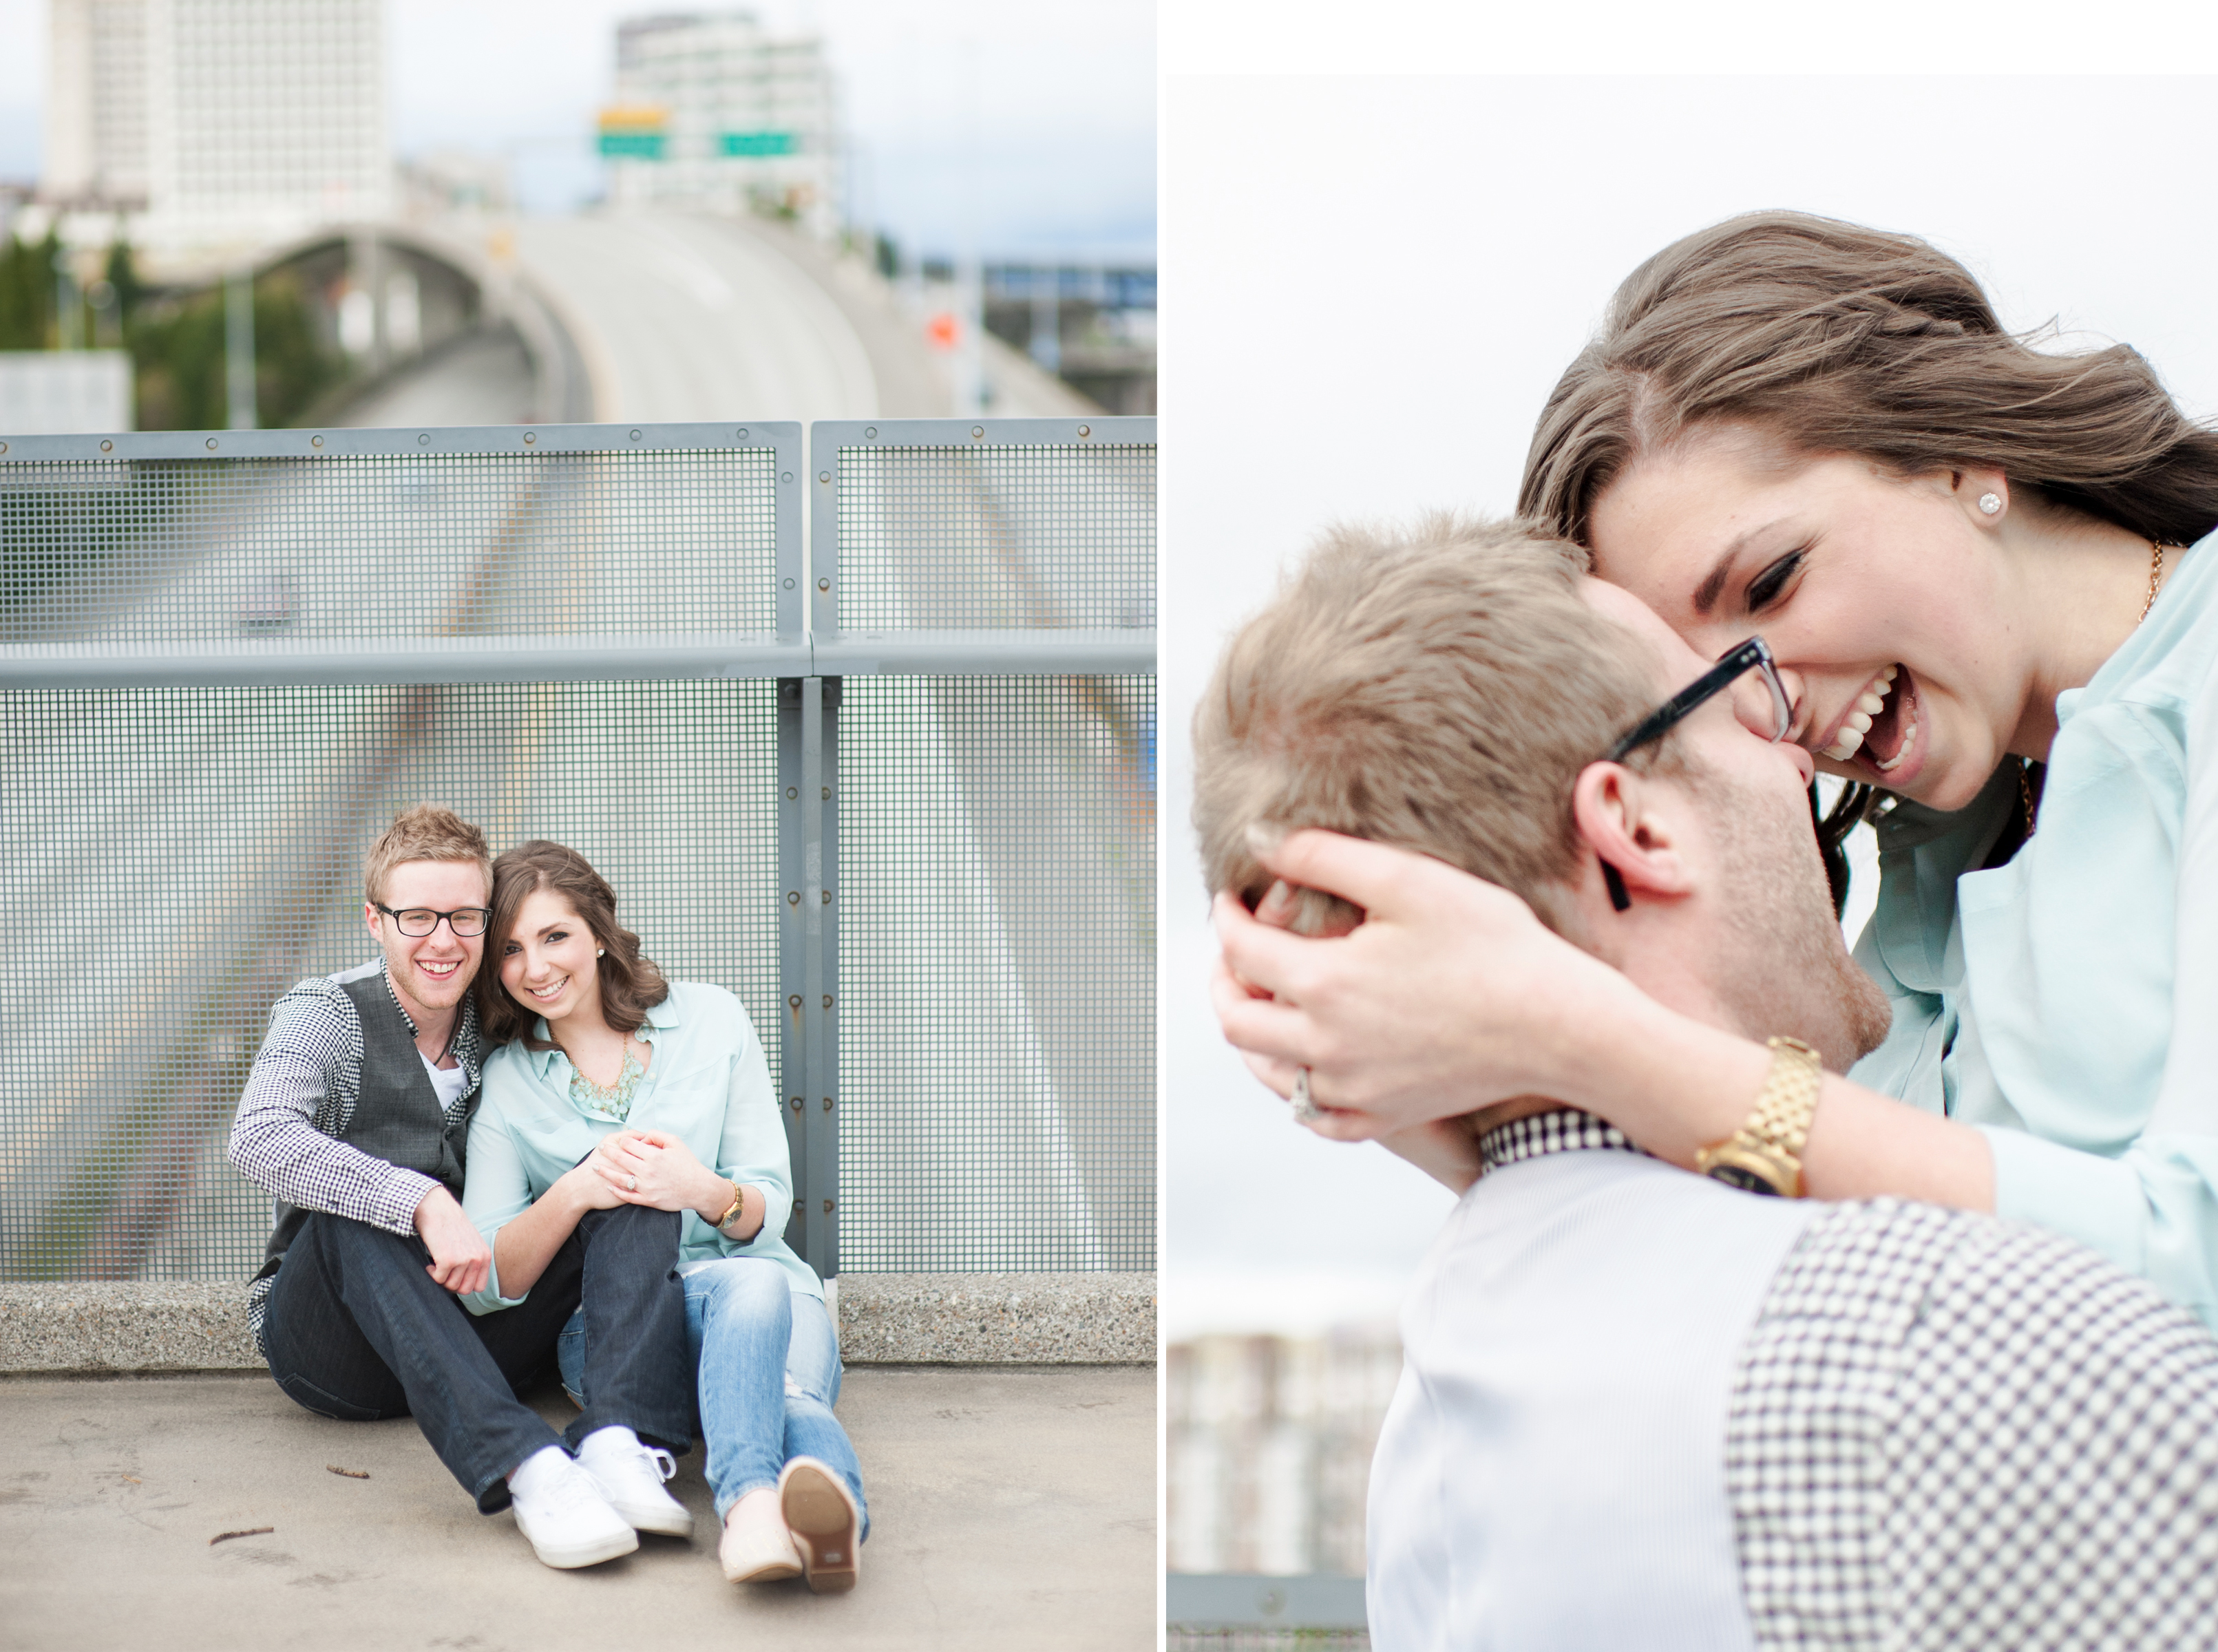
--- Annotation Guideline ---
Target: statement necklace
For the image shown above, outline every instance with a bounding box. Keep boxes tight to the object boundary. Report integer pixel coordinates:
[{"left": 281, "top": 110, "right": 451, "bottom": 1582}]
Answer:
[
  {"left": 570, "top": 1048, "right": 646, "bottom": 1123},
  {"left": 2022, "top": 538, "right": 2175, "bottom": 836}
]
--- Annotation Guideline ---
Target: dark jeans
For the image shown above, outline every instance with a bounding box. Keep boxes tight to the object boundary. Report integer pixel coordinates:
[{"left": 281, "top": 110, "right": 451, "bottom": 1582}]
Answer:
[{"left": 262, "top": 1204, "right": 695, "bottom": 1513}]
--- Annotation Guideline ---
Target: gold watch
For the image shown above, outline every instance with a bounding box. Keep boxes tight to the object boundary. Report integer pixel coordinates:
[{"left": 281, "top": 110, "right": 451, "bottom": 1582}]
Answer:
[
  {"left": 713, "top": 1181, "right": 746, "bottom": 1231},
  {"left": 1695, "top": 1036, "right": 1822, "bottom": 1198}
]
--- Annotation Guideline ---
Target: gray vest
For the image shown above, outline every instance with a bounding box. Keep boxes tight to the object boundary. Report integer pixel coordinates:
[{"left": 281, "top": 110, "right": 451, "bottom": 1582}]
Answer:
[{"left": 257, "top": 973, "right": 472, "bottom": 1275}]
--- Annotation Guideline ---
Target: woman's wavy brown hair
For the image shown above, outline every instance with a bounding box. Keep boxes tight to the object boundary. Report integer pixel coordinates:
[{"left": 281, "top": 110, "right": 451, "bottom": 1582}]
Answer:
[
  {"left": 477, "top": 840, "right": 669, "bottom": 1048},
  {"left": 1519, "top": 209, "right": 2218, "bottom": 549}
]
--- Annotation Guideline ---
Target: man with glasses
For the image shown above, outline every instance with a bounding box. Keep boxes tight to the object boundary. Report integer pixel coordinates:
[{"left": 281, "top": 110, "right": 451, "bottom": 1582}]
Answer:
[
  {"left": 1192, "top": 518, "right": 2218, "bottom": 1649},
  {"left": 228, "top": 804, "right": 696, "bottom": 1569}
]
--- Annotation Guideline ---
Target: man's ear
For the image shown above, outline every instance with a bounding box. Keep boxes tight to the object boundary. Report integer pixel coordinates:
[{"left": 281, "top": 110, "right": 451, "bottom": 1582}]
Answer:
[
  {"left": 1571, "top": 761, "right": 1698, "bottom": 909},
  {"left": 363, "top": 900, "right": 382, "bottom": 940}
]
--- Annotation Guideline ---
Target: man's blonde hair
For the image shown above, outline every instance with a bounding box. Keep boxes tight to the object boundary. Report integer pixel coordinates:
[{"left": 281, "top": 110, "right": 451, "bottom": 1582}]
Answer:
[
  {"left": 1191, "top": 513, "right": 1670, "bottom": 932},
  {"left": 363, "top": 804, "right": 491, "bottom": 905}
]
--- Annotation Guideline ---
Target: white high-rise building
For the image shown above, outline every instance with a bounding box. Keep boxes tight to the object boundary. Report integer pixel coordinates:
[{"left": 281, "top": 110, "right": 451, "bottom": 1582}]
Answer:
[
  {"left": 44, "top": 0, "right": 151, "bottom": 208},
  {"left": 602, "top": 11, "right": 840, "bottom": 237},
  {"left": 44, "top": 0, "right": 390, "bottom": 258}
]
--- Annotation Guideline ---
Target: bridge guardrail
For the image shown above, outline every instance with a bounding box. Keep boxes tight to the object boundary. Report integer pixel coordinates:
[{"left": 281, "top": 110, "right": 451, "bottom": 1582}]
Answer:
[{"left": 0, "top": 416, "right": 1154, "bottom": 1291}]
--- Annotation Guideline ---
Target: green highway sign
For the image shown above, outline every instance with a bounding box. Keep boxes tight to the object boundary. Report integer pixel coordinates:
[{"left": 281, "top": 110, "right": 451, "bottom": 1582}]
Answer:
[
  {"left": 720, "top": 131, "right": 798, "bottom": 157},
  {"left": 600, "top": 131, "right": 666, "bottom": 159}
]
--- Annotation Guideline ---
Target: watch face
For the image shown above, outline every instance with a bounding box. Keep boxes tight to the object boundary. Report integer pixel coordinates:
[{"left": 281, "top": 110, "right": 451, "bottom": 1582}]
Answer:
[{"left": 1705, "top": 1163, "right": 1785, "bottom": 1197}]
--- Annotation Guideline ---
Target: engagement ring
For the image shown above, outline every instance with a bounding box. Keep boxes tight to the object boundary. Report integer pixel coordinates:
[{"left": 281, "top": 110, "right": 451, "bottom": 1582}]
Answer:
[
  {"left": 1291, "top": 1066, "right": 1320, "bottom": 1124},
  {"left": 628, "top": 1175, "right": 638, "bottom": 1192}
]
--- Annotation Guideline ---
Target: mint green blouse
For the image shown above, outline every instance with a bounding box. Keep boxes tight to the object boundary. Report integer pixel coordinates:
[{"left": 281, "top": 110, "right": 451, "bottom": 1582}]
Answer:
[
  {"left": 458, "top": 980, "right": 822, "bottom": 1313},
  {"left": 1849, "top": 532, "right": 2218, "bottom": 1322}
]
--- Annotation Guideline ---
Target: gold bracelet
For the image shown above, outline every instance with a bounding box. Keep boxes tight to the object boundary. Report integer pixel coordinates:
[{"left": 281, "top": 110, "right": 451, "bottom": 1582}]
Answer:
[
  {"left": 713, "top": 1181, "right": 746, "bottom": 1231},
  {"left": 1693, "top": 1036, "right": 1822, "bottom": 1198}
]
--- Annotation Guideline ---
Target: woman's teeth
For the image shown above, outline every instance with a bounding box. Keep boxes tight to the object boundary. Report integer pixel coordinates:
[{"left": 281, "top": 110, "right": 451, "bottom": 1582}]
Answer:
[{"left": 1821, "top": 664, "right": 1900, "bottom": 763}]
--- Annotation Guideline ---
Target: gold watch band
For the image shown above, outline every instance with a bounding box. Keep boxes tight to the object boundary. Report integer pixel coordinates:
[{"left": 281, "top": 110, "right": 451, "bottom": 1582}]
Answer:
[
  {"left": 714, "top": 1181, "right": 746, "bottom": 1231},
  {"left": 1693, "top": 1036, "right": 1823, "bottom": 1198}
]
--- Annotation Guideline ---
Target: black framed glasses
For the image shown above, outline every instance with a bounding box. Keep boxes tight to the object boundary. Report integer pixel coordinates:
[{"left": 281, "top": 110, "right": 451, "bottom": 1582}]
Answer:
[
  {"left": 1598, "top": 636, "right": 1794, "bottom": 911},
  {"left": 374, "top": 902, "right": 491, "bottom": 938}
]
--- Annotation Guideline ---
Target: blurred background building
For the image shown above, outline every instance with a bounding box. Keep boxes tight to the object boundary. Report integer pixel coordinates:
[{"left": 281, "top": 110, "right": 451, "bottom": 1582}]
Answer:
[
  {"left": 45, "top": 0, "right": 389, "bottom": 260},
  {"left": 600, "top": 10, "right": 838, "bottom": 235},
  {"left": 1167, "top": 1325, "right": 1401, "bottom": 1578}
]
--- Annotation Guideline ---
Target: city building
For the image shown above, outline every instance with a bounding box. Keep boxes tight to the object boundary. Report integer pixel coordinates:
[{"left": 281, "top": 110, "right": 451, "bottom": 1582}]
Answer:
[
  {"left": 600, "top": 11, "right": 840, "bottom": 237},
  {"left": 1166, "top": 1326, "right": 1403, "bottom": 1579},
  {"left": 43, "top": 0, "right": 390, "bottom": 262}
]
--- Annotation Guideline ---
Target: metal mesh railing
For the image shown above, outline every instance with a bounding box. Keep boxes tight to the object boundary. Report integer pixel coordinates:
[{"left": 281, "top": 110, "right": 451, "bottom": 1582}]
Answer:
[
  {"left": 1, "top": 418, "right": 1153, "bottom": 1285},
  {"left": 821, "top": 425, "right": 1154, "bottom": 632},
  {"left": 1, "top": 679, "right": 783, "bottom": 1281},
  {"left": 836, "top": 674, "right": 1155, "bottom": 1271},
  {"left": 3, "top": 443, "right": 785, "bottom": 651}
]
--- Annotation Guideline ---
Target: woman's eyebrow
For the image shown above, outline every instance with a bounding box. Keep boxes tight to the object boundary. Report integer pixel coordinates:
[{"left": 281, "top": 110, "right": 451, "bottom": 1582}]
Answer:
[{"left": 1691, "top": 518, "right": 1791, "bottom": 615}]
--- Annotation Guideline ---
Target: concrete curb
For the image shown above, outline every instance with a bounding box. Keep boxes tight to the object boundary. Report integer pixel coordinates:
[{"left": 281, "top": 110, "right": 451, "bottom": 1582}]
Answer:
[{"left": 0, "top": 1273, "right": 1156, "bottom": 1373}]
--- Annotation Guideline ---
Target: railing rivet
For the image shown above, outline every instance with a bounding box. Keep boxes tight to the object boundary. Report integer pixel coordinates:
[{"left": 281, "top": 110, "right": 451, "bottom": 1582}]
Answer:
[
  {"left": 864, "top": 426, "right": 877, "bottom": 440},
  {"left": 817, "top": 577, "right": 830, "bottom": 591},
  {"left": 100, "top": 440, "right": 112, "bottom": 452},
  {"left": 786, "top": 891, "right": 800, "bottom": 905},
  {"left": 1077, "top": 424, "right": 1090, "bottom": 438},
  {"left": 820, "top": 889, "right": 830, "bottom": 904},
  {"left": 822, "top": 1097, "right": 833, "bottom": 1112},
  {"left": 780, "top": 471, "right": 793, "bottom": 483},
  {"left": 817, "top": 470, "right": 830, "bottom": 483},
  {"left": 971, "top": 425, "right": 984, "bottom": 439},
  {"left": 206, "top": 437, "right": 218, "bottom": 449},
  {"left": 790, "top": 1097, "right": 803, "bottom": 1111},
  {"left": 782, "top": 577, "right": 794, "bottom": 589},
  {"left": 310, "top": 434, "right": 323, "bottom": 447},
  {"left": 785, "top": 786, "right": 798, "bottom": 799},
  {"left": 522, "top": 432, "right": 536, "bottom": 445},
  {"left": 788, "top": 995, "right": 802, "bottom": 1010},
  {"left": 822, "top": 994, "right": 834, "bottom": 1010},
  {"left": 417, "top": 432, "right": 430, "bottom": 445},
  {"left": 629, "top": 429, "right": 642, "bottom": 441},
  {"left": 821, "top": 786, "right": 830, "bottom": 800},
  {"left": 736, "top": 427, "right": 749, "bottom": 440},
  {"left": 822, "top": 1199, "right": 835, "bottom": 1214}
]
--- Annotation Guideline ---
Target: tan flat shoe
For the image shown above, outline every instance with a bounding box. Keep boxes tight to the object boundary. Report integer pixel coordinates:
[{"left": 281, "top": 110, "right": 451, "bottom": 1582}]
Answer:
[
  {"left": 779, "top": 1457, "right": 861, "bottom": 1594},
  {"left": 719, "top": 1487, "right": 802, "bottom": 1583}
]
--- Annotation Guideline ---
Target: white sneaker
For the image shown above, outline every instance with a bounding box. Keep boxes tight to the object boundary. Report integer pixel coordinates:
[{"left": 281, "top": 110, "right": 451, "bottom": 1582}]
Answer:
[
  {"left": 509, "top": 1450, "right": 640, "bottom": 1570},
  {"left": 576, "top": 1427, "right": 695, "bottom": 1539}
]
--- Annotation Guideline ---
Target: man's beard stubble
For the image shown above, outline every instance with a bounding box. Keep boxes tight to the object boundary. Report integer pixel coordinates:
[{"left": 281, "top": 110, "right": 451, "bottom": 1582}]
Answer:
[{"left": 1704, "top": 772, "right": 1894, "bottom": 1072}]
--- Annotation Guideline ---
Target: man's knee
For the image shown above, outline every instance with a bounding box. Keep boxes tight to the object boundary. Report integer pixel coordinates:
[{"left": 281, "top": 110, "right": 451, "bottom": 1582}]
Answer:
[{"left": 580, "top": 1202, "right": 682, "bottom": 1245}]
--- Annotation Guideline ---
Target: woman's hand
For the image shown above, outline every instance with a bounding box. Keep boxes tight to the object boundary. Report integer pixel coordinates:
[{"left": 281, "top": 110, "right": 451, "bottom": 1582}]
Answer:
[
  {"left": 1211, "top": 829, "right": 1642, "bottom": 1141},
  {"left": 591, "top": 1128, "right": 731, "bottom": 1220}
]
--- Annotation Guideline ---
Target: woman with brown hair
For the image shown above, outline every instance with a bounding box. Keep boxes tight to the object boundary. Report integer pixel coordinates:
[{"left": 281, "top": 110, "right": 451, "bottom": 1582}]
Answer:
[
  {"left": 1210, "top": 211, "right": 2218, "bottom": 1324},
  {"left": 459, "top": 840, "right": 867, "bottom": 1592}
]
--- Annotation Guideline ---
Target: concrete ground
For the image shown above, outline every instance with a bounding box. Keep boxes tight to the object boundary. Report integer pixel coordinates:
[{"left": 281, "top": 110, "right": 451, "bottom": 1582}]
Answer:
[{"left": 0, "top": 1364, "right": 1154, "bottom": 1652}]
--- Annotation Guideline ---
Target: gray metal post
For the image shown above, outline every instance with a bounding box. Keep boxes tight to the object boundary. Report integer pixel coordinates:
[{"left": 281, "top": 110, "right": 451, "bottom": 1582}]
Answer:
[
  {"left": 224, "top": 266, "right": 257, "bottom": 431},
  {"left": 776, "top": 677, "right": 811, "bottom": 1256},
  {"left": 799, "top": 675, "right": 837, "bottom": 1280},
  {"left": 814, "top": 676, "right": 841, "bottom": 1280}
]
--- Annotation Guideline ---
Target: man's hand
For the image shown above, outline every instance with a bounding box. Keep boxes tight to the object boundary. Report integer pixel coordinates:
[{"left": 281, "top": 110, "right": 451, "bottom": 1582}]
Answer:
[{"left": 414, "top": 1185, "right": 492, "bottom": 1296}]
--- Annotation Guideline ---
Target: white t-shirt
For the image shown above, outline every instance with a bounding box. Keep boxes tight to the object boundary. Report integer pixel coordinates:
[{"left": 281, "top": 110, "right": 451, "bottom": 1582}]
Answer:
[{"left": 421, "top": 1051, "right": 469, "bottom": 1114}]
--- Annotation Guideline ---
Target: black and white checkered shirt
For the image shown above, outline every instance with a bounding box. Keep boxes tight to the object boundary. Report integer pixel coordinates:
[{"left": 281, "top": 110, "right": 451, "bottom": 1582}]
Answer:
[
  {"left": 227, "top": 960, "right": 482, "bottom": 1341},
  {"left": 1482, "top": 1110, "right": 2218, "bottom": 1650}
]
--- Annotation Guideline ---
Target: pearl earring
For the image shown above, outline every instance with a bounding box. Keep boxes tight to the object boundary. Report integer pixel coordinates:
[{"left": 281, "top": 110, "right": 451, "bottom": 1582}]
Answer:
[
  {"left": 596, "top": 947, "right": 605, "bottom": 956},
  {"left": 1978, "top": 492, "right": 2003, "bottom": 516}
]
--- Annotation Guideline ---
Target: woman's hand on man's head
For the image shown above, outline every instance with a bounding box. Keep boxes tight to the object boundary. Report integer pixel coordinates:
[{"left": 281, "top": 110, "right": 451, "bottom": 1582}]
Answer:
[{"left": 1210, "top": 829, "right": 1628, "bottom": 1142}]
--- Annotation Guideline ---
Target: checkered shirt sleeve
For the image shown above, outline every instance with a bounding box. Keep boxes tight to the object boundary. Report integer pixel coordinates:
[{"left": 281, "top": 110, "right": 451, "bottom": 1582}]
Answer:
[{"left": 1728, "top": 1198, "right": 2218, "bottom": 1651}]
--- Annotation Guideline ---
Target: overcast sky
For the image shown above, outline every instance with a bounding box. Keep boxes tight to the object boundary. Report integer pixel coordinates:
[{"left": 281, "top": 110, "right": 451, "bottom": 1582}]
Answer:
[
  {"left": 0, "top": 0, "right": 1153, "bottom": 259},
  {"left": 1161, "top": 70, "right": 2218, "bottom": 1338}
]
